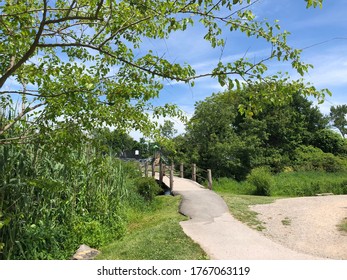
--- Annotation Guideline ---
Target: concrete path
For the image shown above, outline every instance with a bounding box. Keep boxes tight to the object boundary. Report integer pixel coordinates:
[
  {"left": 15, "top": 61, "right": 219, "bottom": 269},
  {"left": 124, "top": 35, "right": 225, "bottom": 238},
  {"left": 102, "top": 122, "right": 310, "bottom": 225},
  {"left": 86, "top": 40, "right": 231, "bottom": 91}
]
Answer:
[{"left": 162, "top": 176, "right": 324, "bottom": 260}]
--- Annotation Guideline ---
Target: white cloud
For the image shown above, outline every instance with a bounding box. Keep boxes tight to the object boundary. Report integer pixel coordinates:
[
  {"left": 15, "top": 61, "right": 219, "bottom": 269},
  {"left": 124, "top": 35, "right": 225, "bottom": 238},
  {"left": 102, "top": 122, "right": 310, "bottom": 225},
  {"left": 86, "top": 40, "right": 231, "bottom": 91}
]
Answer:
[{"left": 303, "top": 47, "right": 347, "bottom": 88}]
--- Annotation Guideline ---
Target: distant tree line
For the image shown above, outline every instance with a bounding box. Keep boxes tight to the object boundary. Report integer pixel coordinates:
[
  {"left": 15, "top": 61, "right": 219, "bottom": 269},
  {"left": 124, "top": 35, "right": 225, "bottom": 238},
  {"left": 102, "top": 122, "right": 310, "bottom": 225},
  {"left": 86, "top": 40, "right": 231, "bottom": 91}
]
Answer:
[{"left": 170, "top": 83, "right": 347, "bottom": 180}]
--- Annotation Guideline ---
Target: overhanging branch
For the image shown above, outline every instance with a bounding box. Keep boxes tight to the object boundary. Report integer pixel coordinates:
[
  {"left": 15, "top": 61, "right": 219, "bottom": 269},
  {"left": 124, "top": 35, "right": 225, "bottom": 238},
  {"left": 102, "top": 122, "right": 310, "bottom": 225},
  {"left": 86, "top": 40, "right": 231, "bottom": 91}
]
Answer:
[
  {"left": 0, "top": 102, "right": 45, "bottom": 136},
  {"left": 0, "top": 0, "right": 48, "bottom": 88}
]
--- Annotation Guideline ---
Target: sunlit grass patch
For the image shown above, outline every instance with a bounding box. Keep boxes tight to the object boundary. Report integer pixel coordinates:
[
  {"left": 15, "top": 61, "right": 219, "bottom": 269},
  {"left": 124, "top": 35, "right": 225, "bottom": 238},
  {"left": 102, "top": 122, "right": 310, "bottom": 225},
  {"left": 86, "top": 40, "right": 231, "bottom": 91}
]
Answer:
[{"left": 96, "top": 195, "right": 208, "bottom": 260}]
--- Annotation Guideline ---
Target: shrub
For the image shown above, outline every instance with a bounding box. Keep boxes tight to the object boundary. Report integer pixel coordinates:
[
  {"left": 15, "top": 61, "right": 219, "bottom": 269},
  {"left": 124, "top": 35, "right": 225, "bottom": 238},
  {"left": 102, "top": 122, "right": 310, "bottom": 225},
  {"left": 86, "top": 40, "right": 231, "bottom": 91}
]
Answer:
[
  {"left": 311, "top": 129, "right": 346, "bottom": 155},
  {"left": 247, "top": 167, "right": 274, "bottom": 196},
  {"left": 135, "top": 177, "right": 162, "bottom": 202},
  {"left": 72, "top": 219, "right": 110, "bottom": 248},
  {"left": 293, "top": 145, "right": 346, "bottom": 172}
]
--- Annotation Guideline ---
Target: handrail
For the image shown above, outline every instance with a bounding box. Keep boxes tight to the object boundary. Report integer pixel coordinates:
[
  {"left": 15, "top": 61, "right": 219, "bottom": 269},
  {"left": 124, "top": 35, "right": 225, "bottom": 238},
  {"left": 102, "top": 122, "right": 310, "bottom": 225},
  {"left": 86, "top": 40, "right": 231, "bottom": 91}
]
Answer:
[{"left": 141, "top": 161, "right": 213, "bottom": 192}]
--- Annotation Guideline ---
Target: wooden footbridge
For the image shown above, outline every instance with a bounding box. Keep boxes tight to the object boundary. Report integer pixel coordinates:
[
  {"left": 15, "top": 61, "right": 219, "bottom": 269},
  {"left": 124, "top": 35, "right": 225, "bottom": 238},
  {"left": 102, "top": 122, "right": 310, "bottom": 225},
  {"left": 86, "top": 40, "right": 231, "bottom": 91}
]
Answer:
[{"left": 141, "top": 161, "right": 213, "bottom": 192}]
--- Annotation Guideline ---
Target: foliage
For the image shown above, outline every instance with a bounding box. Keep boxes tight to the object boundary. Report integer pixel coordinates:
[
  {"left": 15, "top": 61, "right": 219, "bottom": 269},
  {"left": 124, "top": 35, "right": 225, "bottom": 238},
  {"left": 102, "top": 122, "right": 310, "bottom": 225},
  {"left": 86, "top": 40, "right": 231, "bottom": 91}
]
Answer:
[
  {"left": 310, "top": 129, "right": 347, "bottom": 155},
  {"left": 0, "top": 139, "right": 143, "bottom": 259},
  {"left": 160, "top": 120, "right": 177, "bottom": 139},
  {"left": 0, "top": 0, "right": 329, "bottom": 260},
  {"left": 178, "top": 84, "right": 334, "bottom": 180},
  {"left": 330, "top": 105, "right": 347, "bottom": 138},
  {"left": 247, "top": 167, "right": 274, "bottom": 196},
  {"left": 135, "top": 177, "right": 162, "bottom": 202},
  {"left": 92, "top": 127, "right": 138, "bottom": 157},
  {"left": 293, "top": 145, "right": 346, "bottom": 173},
  {"left": 0, "top": 0, "right": 327, "bottom": 145}
]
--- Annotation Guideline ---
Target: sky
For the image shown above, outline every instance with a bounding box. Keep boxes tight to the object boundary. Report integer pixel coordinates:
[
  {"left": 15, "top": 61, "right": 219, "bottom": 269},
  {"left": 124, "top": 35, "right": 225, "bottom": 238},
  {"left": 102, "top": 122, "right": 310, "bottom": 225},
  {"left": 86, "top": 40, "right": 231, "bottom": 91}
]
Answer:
[{"left": 131, "top": 0, "right": 347, "bottom": 139}]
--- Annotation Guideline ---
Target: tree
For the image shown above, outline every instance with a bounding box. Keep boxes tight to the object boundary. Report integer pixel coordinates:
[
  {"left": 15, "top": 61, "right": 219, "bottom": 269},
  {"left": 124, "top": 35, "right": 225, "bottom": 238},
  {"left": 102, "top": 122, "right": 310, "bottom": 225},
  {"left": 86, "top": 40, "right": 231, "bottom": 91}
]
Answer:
[
  {"left": 330, "top": 105, "right": 347, "bottom": 138},
  {"left": 0, "top": 0, "right": 327, "bottom": 145},
  {"left": 160, "top": 120, "right": 178, "bottom": 139},
  {"left": 92, "top": 127, "right": 137, "bottom": 156},
  {"left": 182, "top": 82, "right": 332, "bottom": 179}
]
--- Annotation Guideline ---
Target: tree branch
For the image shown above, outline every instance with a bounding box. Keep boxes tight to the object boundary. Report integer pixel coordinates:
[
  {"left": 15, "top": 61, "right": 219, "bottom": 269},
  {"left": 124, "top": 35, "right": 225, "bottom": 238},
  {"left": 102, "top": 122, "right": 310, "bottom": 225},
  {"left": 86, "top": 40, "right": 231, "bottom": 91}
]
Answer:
[
  {"left": 45, "top": 0, "right": 104, "bottom": 25},
  {"left": 99, "top": 15, "right": 152, "bottom": 48},
  {"left": 0, "top": 135, "right": 33, "bottom": 145},
  {"left": 0, "top": 0, "right": 48, "bottom": 88},
  {"left": 0, "top": 103, "right": 45, "bottom": 136},
  {"left": 37, "top": 42, "right": 189, "bottom": 82}
]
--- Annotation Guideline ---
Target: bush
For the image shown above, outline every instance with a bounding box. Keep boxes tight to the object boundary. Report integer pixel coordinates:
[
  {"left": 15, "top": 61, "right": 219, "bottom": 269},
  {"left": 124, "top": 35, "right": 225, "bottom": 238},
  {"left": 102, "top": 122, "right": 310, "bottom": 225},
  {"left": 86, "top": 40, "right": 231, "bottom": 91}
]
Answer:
[
  {"left": 247, "top": 167, "right": 274, "bottom": 196},
  {"left": 72, "top": 220, "right": 110, "bottom": 248},
  {"left": 293, "top": 145, "right": 346, "bottom": 172},
  {"left": 135, "top": 177, "right": 162, "bottom": 202},
  {"left": 311, "top": 129, "right": 346, "bottom": 155}
]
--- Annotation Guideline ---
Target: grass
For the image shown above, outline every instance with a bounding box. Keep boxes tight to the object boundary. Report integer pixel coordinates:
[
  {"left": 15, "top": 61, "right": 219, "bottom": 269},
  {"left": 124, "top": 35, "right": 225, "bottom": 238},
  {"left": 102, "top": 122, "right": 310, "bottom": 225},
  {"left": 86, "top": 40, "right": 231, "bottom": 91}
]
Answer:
[
  {"left": 216, "top": 192, "right": 275, "bottom": 231},
  {"left": 281, "top": 217, "right": 292, "bottom": 226},
  {"left": 214, "top": 170, "right": 347, "bottom": 233},
  {"left": 214, "top": 171, "right": 347, "bottom": 197},
  {"left": 96, "top": 195, "right": 208, "bottom": 260},
  {"left": 272, "top": 171, "right": 347, "bottom": 197},
  {"left": 337, "top": 218, "right": 347, "bottom": 233}
]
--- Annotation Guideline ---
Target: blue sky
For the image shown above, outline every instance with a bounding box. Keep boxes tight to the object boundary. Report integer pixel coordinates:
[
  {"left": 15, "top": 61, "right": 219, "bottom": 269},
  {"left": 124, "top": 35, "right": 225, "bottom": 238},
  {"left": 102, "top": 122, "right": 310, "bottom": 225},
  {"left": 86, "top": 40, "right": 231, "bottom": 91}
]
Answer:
[{"left": 131, "top": 0, "right": 347, "bottom": 139}]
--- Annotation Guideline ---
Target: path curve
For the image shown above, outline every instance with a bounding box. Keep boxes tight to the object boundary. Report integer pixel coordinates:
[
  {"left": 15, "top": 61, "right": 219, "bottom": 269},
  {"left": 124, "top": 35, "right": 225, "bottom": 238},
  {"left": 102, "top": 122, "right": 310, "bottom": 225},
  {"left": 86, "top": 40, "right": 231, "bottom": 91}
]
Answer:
[{"left": 163, "top": 176, "right": 324, "bottom": 260}]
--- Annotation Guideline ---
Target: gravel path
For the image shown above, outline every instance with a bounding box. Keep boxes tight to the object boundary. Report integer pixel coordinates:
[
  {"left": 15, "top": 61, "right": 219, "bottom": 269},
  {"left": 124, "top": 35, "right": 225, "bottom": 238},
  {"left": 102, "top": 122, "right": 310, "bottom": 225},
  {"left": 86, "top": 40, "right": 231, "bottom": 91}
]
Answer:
[{"left": 251, "top": 195, "right": 347, "bottom": 259}]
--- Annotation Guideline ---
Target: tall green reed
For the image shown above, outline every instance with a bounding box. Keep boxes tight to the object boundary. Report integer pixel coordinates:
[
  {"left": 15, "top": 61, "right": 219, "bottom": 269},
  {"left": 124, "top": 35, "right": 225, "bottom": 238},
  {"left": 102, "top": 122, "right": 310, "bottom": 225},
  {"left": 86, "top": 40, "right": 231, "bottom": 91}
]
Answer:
[{"left": 0, "top": 103, "right": 139, "bottom": 259}]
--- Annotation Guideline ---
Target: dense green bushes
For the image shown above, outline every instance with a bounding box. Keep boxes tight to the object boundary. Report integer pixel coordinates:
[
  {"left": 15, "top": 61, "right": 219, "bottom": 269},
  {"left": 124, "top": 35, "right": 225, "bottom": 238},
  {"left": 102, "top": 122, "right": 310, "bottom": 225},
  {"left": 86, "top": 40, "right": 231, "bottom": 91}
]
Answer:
[
  {"left": 247, "top": 167, "right": 274, "bottom": 196},
  {"left": 135, "top": 177, "right": 162, "bottom": 202},
  {"left": 293, "top": 145, "right": 346, "bottom": 172},
  {"left": 0, "top": 142, "right": 149, "bottom": 260}
]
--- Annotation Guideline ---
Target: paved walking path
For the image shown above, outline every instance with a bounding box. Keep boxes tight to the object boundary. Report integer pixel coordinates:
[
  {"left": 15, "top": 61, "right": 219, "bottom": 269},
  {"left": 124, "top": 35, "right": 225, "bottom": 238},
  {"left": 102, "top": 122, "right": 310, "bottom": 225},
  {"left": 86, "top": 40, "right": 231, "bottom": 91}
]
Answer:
[{"left": 162, "top": 176, "right": 324, "bottom": 260}]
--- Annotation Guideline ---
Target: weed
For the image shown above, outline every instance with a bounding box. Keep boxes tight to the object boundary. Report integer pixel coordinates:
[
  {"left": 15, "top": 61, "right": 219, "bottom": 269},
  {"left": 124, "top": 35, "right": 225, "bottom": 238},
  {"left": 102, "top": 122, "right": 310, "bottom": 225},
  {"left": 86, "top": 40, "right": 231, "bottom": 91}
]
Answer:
[
  {"left": 281, "top": 217, "right": 291, "bottom": 226},
  {"left": 337, "top": 218, "right": 347, "bottom": 233}
]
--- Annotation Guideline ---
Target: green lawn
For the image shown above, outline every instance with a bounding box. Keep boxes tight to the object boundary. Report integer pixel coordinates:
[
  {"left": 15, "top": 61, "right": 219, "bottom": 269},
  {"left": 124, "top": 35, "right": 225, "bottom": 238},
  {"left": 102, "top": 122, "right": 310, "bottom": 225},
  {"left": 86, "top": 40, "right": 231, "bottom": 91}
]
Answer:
[{"left": 96, "top": 195, "right": 208, "bottom": 260}]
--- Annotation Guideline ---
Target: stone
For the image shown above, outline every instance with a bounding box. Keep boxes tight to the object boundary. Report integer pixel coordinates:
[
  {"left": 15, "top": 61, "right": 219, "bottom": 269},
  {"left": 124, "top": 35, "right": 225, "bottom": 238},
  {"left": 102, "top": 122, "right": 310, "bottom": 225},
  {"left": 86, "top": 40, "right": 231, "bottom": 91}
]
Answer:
[
  {"left": 72, "top": 244, "right": 100, "bottom": 260},
  {"left": 315, "top": 193, "right": 334, "bottom": 196}
]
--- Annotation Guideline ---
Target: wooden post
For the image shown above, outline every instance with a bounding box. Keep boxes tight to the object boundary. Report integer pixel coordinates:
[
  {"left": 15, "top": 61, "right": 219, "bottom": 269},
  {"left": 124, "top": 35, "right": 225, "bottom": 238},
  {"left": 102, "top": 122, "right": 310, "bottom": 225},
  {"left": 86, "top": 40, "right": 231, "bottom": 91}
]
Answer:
[
  {"left": 192, "top": 163, "right": 196, "bottom": 182},
  {"left": 159, "top": 161, "right": 163, "bottom": 184},
  {"left": 144, "top": 161, "right": 148, "bottom": 177},
  {"left": 170, "top": 163, "right": 174, "bottom": 192},
  {"left": 151, "top": 161, "right": 155, "bottom": 178},
  {"left": 207, "top": 169, "right": 212, "bottom": 190},
  {"left": 180, "top": 163, "right": 184, "bottom": 178}
]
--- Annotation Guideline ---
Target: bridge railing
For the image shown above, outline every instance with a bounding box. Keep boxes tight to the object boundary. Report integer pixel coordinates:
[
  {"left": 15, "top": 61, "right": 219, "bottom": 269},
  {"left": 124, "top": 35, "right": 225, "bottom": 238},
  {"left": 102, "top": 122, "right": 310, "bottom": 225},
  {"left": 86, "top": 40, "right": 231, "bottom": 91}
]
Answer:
[{"left": 141, "top": 161, "right": 213, "bottom": 192}]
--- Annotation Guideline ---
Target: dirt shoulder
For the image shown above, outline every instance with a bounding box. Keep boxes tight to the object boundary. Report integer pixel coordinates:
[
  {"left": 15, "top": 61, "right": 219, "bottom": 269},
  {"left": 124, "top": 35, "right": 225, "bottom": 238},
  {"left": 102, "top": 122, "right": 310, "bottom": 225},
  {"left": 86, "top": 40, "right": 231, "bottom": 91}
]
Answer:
[{"left": 251, "top": 195, "right": 347, "bottom": 260}]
